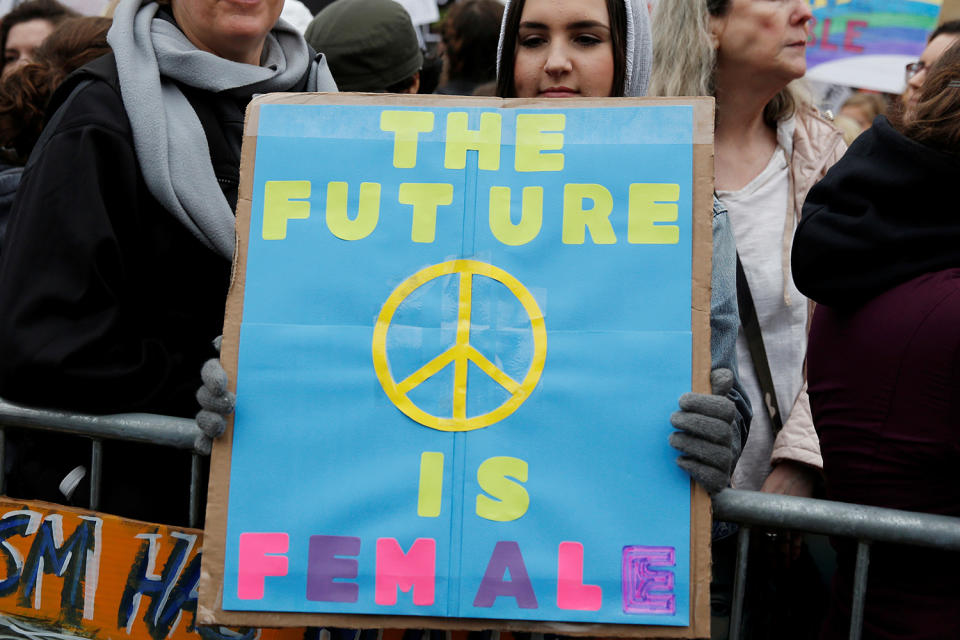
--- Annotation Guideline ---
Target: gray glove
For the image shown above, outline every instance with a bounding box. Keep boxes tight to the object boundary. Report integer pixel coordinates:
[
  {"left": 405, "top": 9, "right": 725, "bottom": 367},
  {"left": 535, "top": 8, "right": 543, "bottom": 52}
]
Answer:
[
  {"left": 669, "top": 368, "right": 737, "bottom": 495},
  {"left": 195, "top": 336, "right": 235, "bottom": 440}
]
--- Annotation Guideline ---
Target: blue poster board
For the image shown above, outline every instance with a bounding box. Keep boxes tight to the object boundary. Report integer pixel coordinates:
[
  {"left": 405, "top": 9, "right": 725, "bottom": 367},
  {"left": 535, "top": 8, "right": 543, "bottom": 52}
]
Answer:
[{"left": 206, "top": 95, "right": 711, "bottom": 634}]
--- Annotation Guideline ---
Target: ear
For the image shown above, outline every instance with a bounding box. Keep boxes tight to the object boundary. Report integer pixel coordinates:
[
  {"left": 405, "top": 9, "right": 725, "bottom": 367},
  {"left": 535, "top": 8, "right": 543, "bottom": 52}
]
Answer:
[
  {"left": 708, "top": 15, "right": 724, "bottom": 50},
  {"left": 406, "top": 71, "right": 421, "bottom": 95}
]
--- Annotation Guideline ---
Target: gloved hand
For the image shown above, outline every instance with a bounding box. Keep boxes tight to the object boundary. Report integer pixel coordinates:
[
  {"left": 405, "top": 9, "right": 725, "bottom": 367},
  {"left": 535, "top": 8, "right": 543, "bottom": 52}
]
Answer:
[
  {"left": 669, "top": 368, "right": 737, "bottom": 495},
  {"left": 195, "top": 336, "right": 235, "bottom": 440}
]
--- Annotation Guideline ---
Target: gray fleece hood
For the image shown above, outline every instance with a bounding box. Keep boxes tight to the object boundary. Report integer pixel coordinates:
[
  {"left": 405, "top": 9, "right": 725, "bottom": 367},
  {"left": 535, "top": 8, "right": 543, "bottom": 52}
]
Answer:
[{"left": 495, "top": 0, "right": 652, "bottom": 97}]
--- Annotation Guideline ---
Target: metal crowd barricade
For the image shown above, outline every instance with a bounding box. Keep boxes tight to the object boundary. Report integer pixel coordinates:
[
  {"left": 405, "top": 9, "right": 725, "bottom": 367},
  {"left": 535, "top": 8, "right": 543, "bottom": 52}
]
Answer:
[
  {"left": 0, "top": 396, "right": 208, "bottom": 527},
  {"left": 712, "top": 489, "right": 960, "bottom": 640},
  {"left": 1, "top": 397, "right": 959, "bottom": 640}
]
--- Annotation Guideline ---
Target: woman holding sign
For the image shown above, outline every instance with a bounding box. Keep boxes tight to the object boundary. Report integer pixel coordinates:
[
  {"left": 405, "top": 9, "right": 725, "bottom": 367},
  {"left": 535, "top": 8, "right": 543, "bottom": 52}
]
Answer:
[
  {"left": 649, "top": 0, "right": 845, "bottom": 635},
  {"left": 650, "top": 0, "right": 846, "bottom": 499},
  {"left": 0, "top": 0, "right": 335, "bottom": 524},
  {"left": 492, "top": 0, "right": 752, "bottom": 496}
]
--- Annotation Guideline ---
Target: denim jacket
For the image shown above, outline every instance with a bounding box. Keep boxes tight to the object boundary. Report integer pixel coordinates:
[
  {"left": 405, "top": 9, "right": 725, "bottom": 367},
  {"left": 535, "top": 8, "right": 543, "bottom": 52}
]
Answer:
[{"left": 712, "top": 196, "right": 751, "bottom": 458}]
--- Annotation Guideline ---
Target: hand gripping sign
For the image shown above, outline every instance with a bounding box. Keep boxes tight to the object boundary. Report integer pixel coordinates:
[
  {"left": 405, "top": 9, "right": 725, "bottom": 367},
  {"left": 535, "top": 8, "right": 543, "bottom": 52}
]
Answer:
[{"left": 201, "top": 94, "right": 714, "bottom": 638}]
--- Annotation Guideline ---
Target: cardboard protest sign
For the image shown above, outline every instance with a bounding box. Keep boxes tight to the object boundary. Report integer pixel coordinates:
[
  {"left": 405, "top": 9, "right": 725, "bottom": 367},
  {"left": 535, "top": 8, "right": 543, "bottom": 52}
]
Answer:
[
  {"left": 0, "top": 497, "right": 307, "bottom": 640},
  {"left": 200, "top": 94, "right": 713, "bottom": 638},
  {"left": 806, "top": 0, "right": 942, "bottom": 93}
]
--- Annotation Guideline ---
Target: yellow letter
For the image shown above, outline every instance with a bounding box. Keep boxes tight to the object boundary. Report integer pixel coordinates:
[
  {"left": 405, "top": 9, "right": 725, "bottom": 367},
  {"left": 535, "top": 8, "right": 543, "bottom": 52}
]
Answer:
[
  {"left": 380, "top": 110, "right": 435, "bottom": 168},
  {"left": 476, "top": 456, "right": 529, "bottom": 522},
  {"left": 418, "top": 452, "right": 444, "bottom": 518},
  {"left": 399, "top": 183, "right": 455, "bottom": 243},
  {"left": 562, "top": 184, "right": 616, "bottom": 244},
  {"left": 444, "top": 112, "right": 502, "bottom": 171},
  {"left": 489, "top": 186, "right": 543, "bottom": 246},
  {"left": 325, "top": 182, "right": 381, "bottom": 241},
  {"left": 515, "top": 113, "right": 565, "bottom": 172},
  {"left": 628, "top": 183, "right": 680, "bottom": 244},
  {"left": 262, "top": 180, "right": 310, "bottom": 240}
]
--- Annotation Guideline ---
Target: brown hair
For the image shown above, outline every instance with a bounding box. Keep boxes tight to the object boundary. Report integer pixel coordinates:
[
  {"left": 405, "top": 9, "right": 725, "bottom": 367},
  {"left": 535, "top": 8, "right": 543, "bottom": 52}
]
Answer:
[
  {"left": 495, "top": 0, "right": 627, "bottom": 98},
  {"left": 0, "top": 16, "right": 111, "bottom": 160},
  {"left": 442, "top": 0, "right": 504, "bottom": 85},
  {"left": 898, "top": 40, "right": 960, "bottom": 153},
  {"left": 0, "top": 0, "right": 77, "bottom": 74}
]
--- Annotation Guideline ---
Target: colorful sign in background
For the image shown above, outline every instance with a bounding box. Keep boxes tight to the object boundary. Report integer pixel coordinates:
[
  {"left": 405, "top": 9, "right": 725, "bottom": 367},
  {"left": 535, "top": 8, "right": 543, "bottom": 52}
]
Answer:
[
  {"left": 0, "top": 498, "right": 306, "bottom": 640},
  {"left": 204, "top": 96, "right": 711, "bottom": 634},
  {"left": 806, "top": 0, "right": 942, "bottom": 92}
]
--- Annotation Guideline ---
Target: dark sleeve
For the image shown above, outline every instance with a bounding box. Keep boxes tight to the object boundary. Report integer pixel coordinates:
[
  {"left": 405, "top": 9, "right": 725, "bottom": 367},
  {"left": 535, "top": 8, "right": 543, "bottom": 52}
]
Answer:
[{"left": 0, "top": 81, "right": 211, "bottom": 415}]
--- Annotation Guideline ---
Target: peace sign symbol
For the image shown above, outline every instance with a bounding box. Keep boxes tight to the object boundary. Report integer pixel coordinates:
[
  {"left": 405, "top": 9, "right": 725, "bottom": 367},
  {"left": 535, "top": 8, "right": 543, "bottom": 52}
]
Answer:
[{"left": 372, "top": 259, "right": 547, "bottom": 432}]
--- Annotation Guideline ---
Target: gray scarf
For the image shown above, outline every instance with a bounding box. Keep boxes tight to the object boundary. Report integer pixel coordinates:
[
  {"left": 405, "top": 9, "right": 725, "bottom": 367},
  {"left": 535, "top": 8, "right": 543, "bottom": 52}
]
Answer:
[{"left": 107, "top": 0, "right": 337, "bottom": 259}]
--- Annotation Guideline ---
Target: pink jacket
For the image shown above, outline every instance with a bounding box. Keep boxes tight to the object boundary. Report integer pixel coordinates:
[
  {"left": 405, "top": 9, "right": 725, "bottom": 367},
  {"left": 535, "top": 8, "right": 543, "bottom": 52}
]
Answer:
[{"left": 771, "top": 105, "right": 846, "bottom": 469}]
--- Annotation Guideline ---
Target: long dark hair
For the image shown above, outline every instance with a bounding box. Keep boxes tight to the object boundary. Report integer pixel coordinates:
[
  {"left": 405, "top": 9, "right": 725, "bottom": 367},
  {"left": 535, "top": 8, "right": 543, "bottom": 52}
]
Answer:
[{"left": 495, "top": 0, "right": 627, "bottom": 98}]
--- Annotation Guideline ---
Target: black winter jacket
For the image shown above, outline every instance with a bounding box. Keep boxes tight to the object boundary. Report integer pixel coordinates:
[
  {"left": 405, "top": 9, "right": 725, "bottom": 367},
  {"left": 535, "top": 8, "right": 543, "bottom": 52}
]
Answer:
[
  {"left": 792, "top": 116, "right": 960, "bottom": 308},
  {"left": 0, "top": 53, "right": 305, "bottom": 524},
  {"left": 0, "top": 52, "right": 297, "bottom": 416}
]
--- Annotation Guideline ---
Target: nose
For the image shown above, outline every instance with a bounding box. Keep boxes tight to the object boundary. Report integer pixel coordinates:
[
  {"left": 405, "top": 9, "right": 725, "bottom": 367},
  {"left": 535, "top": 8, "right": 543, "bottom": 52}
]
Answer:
[
  {"left": 543, "top": 42, "right": 573, "bottom": 77},
  {"left": 908, "top": 66, "right": 926, "bottom": 91},
  {"left": 792, "top": 0, "right": 812, "bottom": 27}
]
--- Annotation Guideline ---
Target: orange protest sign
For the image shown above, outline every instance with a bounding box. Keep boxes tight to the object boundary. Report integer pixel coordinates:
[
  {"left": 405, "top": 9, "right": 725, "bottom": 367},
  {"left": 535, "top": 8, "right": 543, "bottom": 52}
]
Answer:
[{"left": 0, "top": 497, "right": 304, "bottom": 640}]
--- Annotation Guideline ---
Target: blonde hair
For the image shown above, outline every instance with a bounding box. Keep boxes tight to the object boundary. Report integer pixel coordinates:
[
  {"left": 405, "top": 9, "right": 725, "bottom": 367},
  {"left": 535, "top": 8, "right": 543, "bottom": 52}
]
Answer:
[
  {"left": 841, "top": 92, "right": 888, "bottom": 121},
  {"left": 649, "top": 0, "right": 805, "bottom": 127},
  {"left": 649, "top": 0, "right": 715, "bottom": 97}
]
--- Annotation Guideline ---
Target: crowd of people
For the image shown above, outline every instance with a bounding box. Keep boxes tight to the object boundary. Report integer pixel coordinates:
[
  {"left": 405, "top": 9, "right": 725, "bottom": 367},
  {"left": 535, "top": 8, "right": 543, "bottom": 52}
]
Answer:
[{"left": 0, "top": 0, "right": 956, "bottom": 637}]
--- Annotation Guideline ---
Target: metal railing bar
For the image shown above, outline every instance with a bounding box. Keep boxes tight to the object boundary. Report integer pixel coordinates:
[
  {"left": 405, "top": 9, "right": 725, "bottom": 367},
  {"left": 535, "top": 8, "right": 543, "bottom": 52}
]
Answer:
[
  {"left": 89, "top": 439, "right": 102, "bottom": 511},
  {"left": 728, "top": 525, "right": 750, "bottom": 640},
  {"left": 0, "top": 398, "right": 205, "bottom": 453},
  {"left": 713, "top": 490, "right": 960, "bottom": 550},
  {"left": 189, "top": 454, "right": 202, "bottom": 529},
  {"left": 848, "top": 541, "right": 871, "bottom": 640}
]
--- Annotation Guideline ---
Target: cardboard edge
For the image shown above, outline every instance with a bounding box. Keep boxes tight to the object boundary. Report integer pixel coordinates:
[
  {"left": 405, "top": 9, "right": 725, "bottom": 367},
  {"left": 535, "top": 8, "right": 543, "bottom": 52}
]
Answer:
[
  {"left": 197, "top": 101, "right": 259, "bottom": 624},
  {"left": 690, "top": 136, "right": 715, "bottom": 640},
  {"left": 200, "top": 611, "right": 702, "bottom": 638},
  {"left": 200, "top": 96, "right": 717, "bottom": 637},
  {"left": 245, "top": 93, "right": 714, "bottom": 145}
]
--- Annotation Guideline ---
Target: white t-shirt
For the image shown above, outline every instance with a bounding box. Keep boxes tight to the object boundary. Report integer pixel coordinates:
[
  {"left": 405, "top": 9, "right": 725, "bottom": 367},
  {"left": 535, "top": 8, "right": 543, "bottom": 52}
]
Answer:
[{"left": 717, "top": 138, "right": 808, "bottom": 491}]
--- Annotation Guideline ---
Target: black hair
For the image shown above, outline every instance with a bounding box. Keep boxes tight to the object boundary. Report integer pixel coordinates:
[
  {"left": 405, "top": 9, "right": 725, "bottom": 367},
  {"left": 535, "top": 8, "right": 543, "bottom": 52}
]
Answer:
[
  {"left": 495, "top": 0, "right": 627, "bottom": 98},
  {"left": 706, "top": 0, "right": 729, "bottom": 17}
]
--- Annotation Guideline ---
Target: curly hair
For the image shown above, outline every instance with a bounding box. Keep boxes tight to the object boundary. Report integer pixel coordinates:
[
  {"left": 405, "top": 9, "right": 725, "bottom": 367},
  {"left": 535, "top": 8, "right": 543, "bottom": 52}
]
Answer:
[{"left": 0, "top": 16, "right": 111, "bottom": 160}]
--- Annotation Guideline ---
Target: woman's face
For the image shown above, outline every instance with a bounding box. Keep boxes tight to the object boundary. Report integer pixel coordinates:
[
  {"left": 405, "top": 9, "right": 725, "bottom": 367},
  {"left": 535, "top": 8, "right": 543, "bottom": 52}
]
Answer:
[
  {"left": 512, "top": 0, "right": 615, "bottom": 98},
  {"left": 3, "top": 18, "right": 55, "bottom": 77},
  {"left": 903, "top": 33, "right": 960, "bottom": 119},
  {"left": 172, "top": 0, "right": 284, "bottom": 65},
  {"left": 711, "top": 0, "right": 812, "bottom": 89}
]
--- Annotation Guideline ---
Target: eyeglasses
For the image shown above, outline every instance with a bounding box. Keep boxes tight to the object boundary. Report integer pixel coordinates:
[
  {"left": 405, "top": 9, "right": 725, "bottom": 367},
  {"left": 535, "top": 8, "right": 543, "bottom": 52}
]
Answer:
[{"left": 905, "top": 60, "right": 926, "bottom": 82}]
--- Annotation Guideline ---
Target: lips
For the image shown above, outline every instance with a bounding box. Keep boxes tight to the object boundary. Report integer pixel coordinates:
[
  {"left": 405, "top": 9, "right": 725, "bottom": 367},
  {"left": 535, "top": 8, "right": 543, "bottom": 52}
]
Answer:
[{"left": 538, "top": 87, "right": 579, "bottom": 97}]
